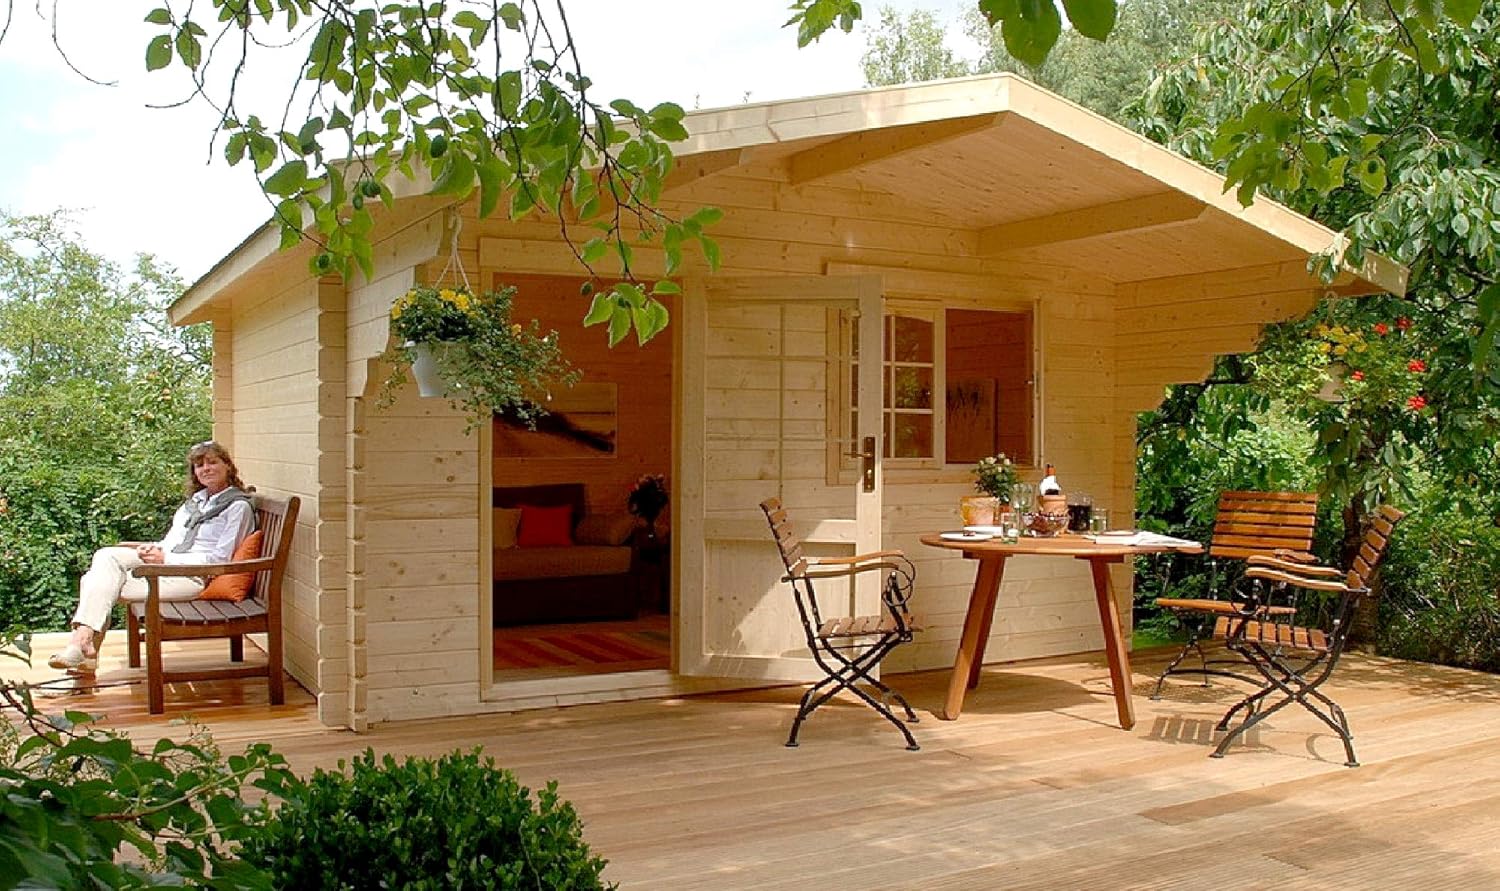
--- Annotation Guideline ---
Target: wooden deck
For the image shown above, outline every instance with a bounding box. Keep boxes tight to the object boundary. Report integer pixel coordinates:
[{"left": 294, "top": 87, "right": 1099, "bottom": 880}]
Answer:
[{"left": 13, "top": 632, "right": 1500, "bottom": 888}]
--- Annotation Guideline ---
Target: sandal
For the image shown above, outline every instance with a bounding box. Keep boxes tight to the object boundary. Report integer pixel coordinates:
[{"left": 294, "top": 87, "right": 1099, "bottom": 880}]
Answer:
[{"left": 48, "top": 644, "right": 98, "bottom": 673}]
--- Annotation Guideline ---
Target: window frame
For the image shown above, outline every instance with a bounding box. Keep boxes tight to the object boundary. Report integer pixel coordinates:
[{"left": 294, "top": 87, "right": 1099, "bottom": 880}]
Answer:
[{"left": 829, "top": 293, "right": 1040, "bottom": 485}]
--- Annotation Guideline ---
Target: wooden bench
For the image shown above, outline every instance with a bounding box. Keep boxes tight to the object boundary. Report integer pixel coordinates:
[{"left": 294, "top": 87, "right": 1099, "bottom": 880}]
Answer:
[{"left": 127, "top": 494, "right": 300, "bottom": 714}]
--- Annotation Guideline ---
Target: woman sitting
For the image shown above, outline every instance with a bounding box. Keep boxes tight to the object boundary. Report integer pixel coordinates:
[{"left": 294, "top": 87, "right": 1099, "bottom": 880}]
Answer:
[{"left": 49, "top": 441, "right": 254, "bottom": 673}]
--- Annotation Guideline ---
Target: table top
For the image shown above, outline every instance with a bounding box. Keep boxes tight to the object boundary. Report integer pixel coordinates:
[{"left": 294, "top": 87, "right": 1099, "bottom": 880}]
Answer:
[{"left": 919, "top": 532, "right": 1203, "bottom": 558}]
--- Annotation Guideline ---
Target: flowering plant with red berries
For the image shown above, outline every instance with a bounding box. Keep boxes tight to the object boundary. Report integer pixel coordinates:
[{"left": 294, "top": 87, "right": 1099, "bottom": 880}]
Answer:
[{"left": 1310, "top": 317, "right": 1429, "bottom": 413}]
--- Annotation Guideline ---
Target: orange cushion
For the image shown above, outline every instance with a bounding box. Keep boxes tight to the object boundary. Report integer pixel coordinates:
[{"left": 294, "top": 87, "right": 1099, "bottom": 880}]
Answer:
[
  {"left": 517, "top": 504, "right": 573, "bottom": 547},
  {"left": 199, "top": 530, "right": 263, "bottom": 601}
]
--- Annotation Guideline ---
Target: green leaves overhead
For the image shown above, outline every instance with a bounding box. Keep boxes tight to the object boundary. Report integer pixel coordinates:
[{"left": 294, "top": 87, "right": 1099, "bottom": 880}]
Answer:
[{"left": 141, "top": 1, "right": 720, "bottom": 346}]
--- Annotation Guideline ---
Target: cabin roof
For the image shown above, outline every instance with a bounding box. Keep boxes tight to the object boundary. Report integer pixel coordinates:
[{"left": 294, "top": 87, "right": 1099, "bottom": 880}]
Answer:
[{"left": 172, "top": 73, "right": 1406, "bottom": 325}]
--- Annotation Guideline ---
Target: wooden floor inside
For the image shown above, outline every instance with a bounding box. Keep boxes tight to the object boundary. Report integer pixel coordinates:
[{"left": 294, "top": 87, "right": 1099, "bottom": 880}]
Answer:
[{"left": 13, "top": 632, "right": 1500, "bottom": 888}]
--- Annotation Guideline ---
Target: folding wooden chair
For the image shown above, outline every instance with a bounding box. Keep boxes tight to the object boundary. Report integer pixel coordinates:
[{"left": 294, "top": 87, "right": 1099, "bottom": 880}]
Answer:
[
  {"left": 1151, "top": 490, "right": 1319, "bottom": 698},
  {"left": 1210, "top": 504, "right": 1405, "bottom": 766},
  {"left": 760, "top": 498, "right": 922, "bottom": 751}
]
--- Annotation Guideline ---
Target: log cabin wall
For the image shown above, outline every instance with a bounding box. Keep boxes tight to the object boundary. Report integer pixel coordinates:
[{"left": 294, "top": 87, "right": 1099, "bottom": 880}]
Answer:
[
  {"left": 486, "top": 272, "right": 674, "bottom": 521},
  {"left": 343, "top": 213, "right": 482, "bottom": 727},
  {"left": 221, "top": 272, "right": 347, "bottom": 724}
]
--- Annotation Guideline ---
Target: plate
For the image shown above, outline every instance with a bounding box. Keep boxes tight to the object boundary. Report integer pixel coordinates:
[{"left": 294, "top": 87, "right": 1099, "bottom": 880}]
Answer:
[
  {"left": 941, "top": 530, "right": 995, "bottom": 542},
  {"left": 963, "top": 525, "right": 1007, "bottom": 536}
]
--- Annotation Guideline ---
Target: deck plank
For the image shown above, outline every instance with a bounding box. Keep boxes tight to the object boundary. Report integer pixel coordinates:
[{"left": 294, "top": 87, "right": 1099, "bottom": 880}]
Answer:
[{"left": 8, "top": 632, "right": 1500, "bottom": 888}]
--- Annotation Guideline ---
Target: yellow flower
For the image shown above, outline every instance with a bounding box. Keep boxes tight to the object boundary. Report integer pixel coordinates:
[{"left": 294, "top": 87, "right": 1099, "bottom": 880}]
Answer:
[
  {"left": 1314, "top": 324, "right": 1330, "bottom": 337},
  {"left": 439, "top": 288, "right": 458, "bottom": 304},
  {"left": 1317, "top": 342, "right": 1331, "bottom": 354},
  {"left": 1354, "top": 343, "right": 1368, "bottom": 353},
  {"left": 510, "top": 323, "right": 522, "bottom": 335},
  {"left": 1333, "top": 344, "right": 1348, "bottom": 356}
]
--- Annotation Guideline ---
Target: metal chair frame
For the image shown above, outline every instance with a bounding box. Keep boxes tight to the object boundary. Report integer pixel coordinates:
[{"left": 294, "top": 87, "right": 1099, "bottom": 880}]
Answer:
[
  {"left": 1151, "top": 491, "right": 1319, "bottom": 699},
  {"left": 1210, "top": 504, "right": 1405, "bottom": 767},
  {"left": 760, "top": 498, "right": 921, "bottom": 751}
]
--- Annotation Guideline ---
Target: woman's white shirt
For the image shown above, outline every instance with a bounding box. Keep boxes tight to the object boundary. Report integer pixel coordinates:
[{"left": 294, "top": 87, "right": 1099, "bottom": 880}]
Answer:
[{"left": 155, "top": 490, "right": 254, "bottom": 565}]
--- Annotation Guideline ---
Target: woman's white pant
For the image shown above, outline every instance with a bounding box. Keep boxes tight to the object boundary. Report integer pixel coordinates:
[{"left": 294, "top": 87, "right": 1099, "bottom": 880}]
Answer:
[{"left": 71, "top": 547, "right": 204, "bottom": 633}]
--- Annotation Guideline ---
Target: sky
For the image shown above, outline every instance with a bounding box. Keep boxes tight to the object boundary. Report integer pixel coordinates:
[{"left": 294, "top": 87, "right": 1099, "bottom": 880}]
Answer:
[{"left": 0, "top": 1, "right": 975, "bottom": 285}]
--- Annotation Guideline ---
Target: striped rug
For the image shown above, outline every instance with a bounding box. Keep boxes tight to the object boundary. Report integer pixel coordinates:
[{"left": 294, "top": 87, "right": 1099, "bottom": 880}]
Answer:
[{"left": 493, "top": 621, "right": 670, "bottom": 673}]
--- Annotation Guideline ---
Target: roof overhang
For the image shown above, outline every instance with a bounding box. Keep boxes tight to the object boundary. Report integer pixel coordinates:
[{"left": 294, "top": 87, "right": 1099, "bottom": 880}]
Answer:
[{"left": 172, "top": 73, "right": 1406, "bottom": 325}]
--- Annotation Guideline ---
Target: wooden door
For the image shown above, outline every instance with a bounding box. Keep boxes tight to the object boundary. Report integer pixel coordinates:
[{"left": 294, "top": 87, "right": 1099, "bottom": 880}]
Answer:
[{"left": 677, "top": 274, "right": 883, "bottom": 681}]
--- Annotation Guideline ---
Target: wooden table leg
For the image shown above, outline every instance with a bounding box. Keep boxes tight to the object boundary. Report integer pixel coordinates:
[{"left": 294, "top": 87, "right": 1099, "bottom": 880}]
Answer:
[
  {"left": 1086, "top": 556, "right": 1135, "bottom": 730},
  {"left": 940, "top": 554, "right": 1006, "bottom": 721}
]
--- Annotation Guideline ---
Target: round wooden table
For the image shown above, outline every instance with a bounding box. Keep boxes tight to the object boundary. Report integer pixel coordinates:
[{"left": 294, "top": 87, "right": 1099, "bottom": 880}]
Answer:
[{"left": 920, "top": 532, "right": 1203, "bottom": 729}]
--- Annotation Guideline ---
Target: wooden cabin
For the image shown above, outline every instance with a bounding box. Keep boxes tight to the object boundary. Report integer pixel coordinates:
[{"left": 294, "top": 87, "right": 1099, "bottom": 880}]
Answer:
[{"left": 170, "top": 74, "right": 1404, "bottom": 730}]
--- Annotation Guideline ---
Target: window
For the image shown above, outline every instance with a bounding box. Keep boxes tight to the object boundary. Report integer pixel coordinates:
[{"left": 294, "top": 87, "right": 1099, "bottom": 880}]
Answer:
[
  {"left": 840, "top": 303, "right": 1034, "bottom": 472},
  {"left": 884, "top": 311, "right": 937, "bottom": 460},
  {"left": 944, "top": 308, "right": 1033, "bottom": 465}
]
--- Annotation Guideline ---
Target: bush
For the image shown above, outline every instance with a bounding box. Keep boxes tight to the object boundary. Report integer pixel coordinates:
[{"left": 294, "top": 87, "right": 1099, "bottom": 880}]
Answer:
[
  {"left": 0, "top": 630, "right": 293, "bottom": 888},
  {"left": 236, "top": 748, "right": 612, "bottom": 890},
  {"left": 1378, "top": 505, "right": 1500, "bottom": 672}
]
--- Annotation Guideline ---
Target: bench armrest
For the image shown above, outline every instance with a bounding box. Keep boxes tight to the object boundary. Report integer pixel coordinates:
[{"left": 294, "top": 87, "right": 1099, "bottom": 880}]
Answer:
[
  {"left": 132, "top": 557, "right": 276, "bottom": 579},
  {"left": 1247, "top": 554, "right": 1343, "bottom": 578}
]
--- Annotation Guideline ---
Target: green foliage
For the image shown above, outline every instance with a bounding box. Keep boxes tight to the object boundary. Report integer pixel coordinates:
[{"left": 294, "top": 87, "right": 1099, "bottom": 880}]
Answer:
[
  {"left": 140, "top": 1, "right": 719, "bottom": 346},
  {"left": 381, "top": 284, "right": 579, "bottom": 431},
  {"left": 237, "top": 747, "right": 612, "bottom": 890},
  {"left": 862, "top": 0, "right": 1238, "bottom": 122},
  {"left": 0, "top": 631, "right": 294, "bottom": 888},
  {"left": 1127, "top": 0, "right": 1500, "bottom": 600},
  {"left": 1129, "top": 0, "right": 1500, "bottom": 362},
  {"left": 861, "top": 7, "right": 971, "bottom": 86},
  {"left": 0, "top": 212, "right": 211, "bottom": 631},
  {"left": 1378, "top": 500, "right": 1500, "bottom": 671}
]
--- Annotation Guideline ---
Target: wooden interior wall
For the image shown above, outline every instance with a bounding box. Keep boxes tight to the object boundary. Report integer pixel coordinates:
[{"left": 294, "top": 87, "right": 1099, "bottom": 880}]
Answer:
[{"left": 487, "top": 273, "right": 674, "bottom": 520}]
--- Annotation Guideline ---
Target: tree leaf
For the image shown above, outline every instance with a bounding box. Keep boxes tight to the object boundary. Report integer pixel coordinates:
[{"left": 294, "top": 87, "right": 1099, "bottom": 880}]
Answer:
[
  {"left": 1001, "top": 0, "right": 1064, "bottom": 68},
  {"left": 1060, "top": 0, "right": 1116, "bottom": 40},
  {"left": 582, "top": 293, "right": 614, "bottom": 326},
  {"left": 263, "top": 159, "right": 308, "bottom": 196},
  {"left": 145, "top": 34, "right": 172, "bottom": 71}
]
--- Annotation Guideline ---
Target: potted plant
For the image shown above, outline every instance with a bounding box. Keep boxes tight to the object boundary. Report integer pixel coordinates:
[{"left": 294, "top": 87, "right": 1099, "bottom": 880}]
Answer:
[
  {"left": 382, "top": 284, "right": 579, "bottom": 430},
  {"left": 627, "top": 474, "right": 669, "bottom": 540},
  {"left": 962, "top": 453, "right": 1020, "bottom": 526}
]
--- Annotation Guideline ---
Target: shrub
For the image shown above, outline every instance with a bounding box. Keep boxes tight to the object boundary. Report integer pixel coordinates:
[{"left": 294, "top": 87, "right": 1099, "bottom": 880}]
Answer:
[
  {"left": 1378, "top": 504, "right": 1500, "bottom": 672},
  {"left": 236, "top": 748, "right": 612, "bottom": 890},
  {"left": 0, "top": 631, "right": 292, "bottom": 888}
]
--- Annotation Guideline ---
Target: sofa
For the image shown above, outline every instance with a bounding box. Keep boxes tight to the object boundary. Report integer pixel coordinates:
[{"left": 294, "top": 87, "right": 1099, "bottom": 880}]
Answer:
[{"left": 492, "top": 483, "right": 639, "bottom": 626}]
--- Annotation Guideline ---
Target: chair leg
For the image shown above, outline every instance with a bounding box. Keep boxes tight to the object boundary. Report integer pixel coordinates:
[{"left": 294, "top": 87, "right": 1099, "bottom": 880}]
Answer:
[
  {"left": 268, "top": 626, "right": 285, "bottom": 706},
  {"left": 1152, "top": 636, "right": 1205, "bottom": 699},
  {"left": 146, "top": 632, "right": 165, "bottom": 715},
  {"left": 229, "top": 634, "right": 244, "bottom": 663},
  {"left": 788, "top": 635, "right": 919, "bottom": 751},
  {"left": 1211, "top": 643, "right": 1359, "bottom": 767},
  {"left": 126, "top": 610, "right": 141, "bottom": 669}
]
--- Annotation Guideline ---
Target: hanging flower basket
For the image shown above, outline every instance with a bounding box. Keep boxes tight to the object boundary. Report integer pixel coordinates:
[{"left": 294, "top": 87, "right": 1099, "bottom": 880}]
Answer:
[
  {"left": 381, "top": 284, "right": 579, "bottom": 430},
  {"left": 407, "top": 341, "right": 455, "bottom": 397}
]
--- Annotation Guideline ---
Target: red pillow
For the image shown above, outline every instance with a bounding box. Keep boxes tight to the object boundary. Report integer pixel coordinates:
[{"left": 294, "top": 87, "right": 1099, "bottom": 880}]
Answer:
[
  {"left": 517, "top": 504, "right": 573, "bottom": 547},
  {"left": 199, "top": 530, "right": 263, "bottom": 601}
]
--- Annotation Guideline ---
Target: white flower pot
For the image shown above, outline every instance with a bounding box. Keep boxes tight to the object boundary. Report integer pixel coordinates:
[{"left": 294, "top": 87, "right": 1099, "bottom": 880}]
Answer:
[{"left": 408, "top": 342, "right": 452, "bottom": 397}]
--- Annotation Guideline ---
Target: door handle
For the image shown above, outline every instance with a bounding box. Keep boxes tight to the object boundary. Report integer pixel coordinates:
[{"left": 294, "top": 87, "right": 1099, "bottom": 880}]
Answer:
[{"left": 857, "top": 435, "right": 875, "bottom": 493}]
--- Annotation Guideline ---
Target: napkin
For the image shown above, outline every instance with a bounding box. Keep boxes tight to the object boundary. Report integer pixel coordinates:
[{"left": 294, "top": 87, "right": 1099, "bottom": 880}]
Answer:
[{"left": 1088, "top": 532, "right": 1199, "bottom": 547}]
